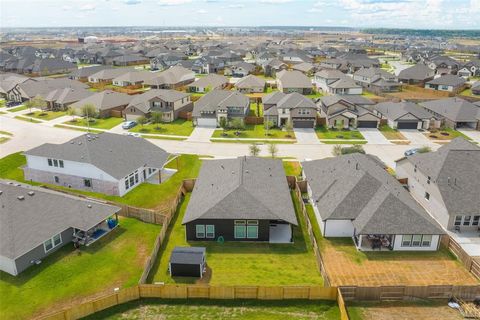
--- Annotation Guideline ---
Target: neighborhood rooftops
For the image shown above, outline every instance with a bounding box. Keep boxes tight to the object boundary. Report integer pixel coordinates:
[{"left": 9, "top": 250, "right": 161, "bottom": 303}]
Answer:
[
  {"left": 70, "top": 90, "right": 132, "bottom": 111},
  {"left": 0, "top": 180, "right": 120, "bottom": 260},
  {"left": 276, "top": 70, "right": 312, "bottom": 88},
  {"left": 182, "top": 157, "right": 298, "bottom": 225},
  {"left": 426, "top": 74, "right": 466, "bottom": 87},
  {"left": 126, "top": 89, "right": 190, "bottom": 113},
  {"left": 24, "top": 132, "right": 170, "bottom": 180},
  {"left": 421, "top": 97, "right": 480, "bottom": 122},
  {"left": 398, "top": 64, "right": 435, "bottom": 81},
  {"left": 374, "top": 101, "right": 433, "bottom": 121},
  {"left": 193, "top": 90, "right": 249, "bottom": 116},
  {"left": 302, "top": 154, "right": 444, "bottom": 235}
]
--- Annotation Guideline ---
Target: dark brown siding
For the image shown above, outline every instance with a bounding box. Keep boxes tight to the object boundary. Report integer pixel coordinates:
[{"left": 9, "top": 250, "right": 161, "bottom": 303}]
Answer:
[{"left": 185, "top": 219, "right": 270, "bottom": 242}]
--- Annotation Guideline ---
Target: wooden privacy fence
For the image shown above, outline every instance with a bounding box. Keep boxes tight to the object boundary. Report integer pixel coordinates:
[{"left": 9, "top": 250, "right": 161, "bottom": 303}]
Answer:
[
  {"left": 245, "top": 116, "right": 264, "bottom": 125},
  {"left": 38, "top": 284, "right": 338, "bottom": 320},
  {"left": 337, "top": 288, "right": 350, "bottom": 320},
  {"left": 340, "top": 285, "right": 480, "bottom": 302},
  {"left": 402, "top": 84, "right": 453, "bottom": 97},
  {"left": 441, "top": 236, "right": 480, "bottom": 280}
]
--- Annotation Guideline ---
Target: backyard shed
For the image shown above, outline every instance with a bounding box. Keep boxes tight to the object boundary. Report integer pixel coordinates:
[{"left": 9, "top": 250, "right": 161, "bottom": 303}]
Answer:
[{"left": 169, "top": 247, "right": 206, "bottom": 278}]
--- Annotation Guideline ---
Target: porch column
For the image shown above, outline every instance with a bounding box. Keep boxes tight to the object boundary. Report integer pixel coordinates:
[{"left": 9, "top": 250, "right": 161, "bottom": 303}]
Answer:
[{"left": 357, "top": 235, "right": 363, "bottom": 249}]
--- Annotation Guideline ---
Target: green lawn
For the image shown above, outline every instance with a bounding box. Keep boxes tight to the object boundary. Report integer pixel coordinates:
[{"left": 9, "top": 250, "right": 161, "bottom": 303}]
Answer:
[
  {"left": 283, "top": 161, "right": 302, "bottom": 177},
  {"left": 249, "top": 102, "right": 264, "bottom": 117},
  {"left": 315, "top": 126, "right": 365, "bottom": 140},
  {"left": 82, "top": 298, "right": 340, "bottom": 320},
  {"left": 378, "top": 125, "right": 407, "bottom": 140},
  {"left": 8, "top": 105, "right": 27, "bottom": 112},
  {"left": 0, "top": 152, "right": 204, "bottom": 210},
  {"left": 150, "top": 192, "right": 323, "bottom": 286},
  {"left": 26, "top": 110, "right": 67, "bottom": 121},
  {"left": 0, "top": 137, "right": 10, "bottom": 144},
  {"left": 212, "top": 124, "right": 295, "bottom": 140},
  {"left": 14, "top": 116, "right": 42, "bottom": 123},
  {"left": 53, "top": 124, "right": 104, "bottom": 134},
  {"left": 63, "top": 117, "right": 124, "bottom": 130},
  {"left": 426, "top": 128, "right": 472, "bottom": 141},
  {"left": 143, "top": 135, "right": 187, "bottom": 141},
  {"left": 305, "top": 91, "right": 324, "bottom": 99},
  {"left": 0, "top": 217, "right": 161, "bottom": 320},
  {"left": 130, "top": 120, "right": 194, "bottom": 136}
]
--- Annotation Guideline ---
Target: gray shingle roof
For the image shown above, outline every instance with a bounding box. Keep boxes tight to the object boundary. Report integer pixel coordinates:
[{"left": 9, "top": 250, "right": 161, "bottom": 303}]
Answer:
[
  {"left": 187, "top": 74, "right": 228, "bottom": 90},
  {"left": 374, "top": 101, "right": 433, "bottom": 121},
  {"left": 398, "top": 64, "right": 435, "bottom": 81},
  {"left": 421, "top": 97, "right": 480, "bottom": 122},
  {"left": 0, "top": 180, "right": 120, "bottom": 260},
  {"left": 426, "top": 74, "right": 466, "bottom": 86},
  {"left": 44, "top": 87, "right": 93, "bottom": 105},
  {"left": 144, "top": 65, "right": 194, "bottom": 87},
  {"left": 24, "top": 133, "right": 170, "bottom": 180},
  {"left": 398, "top": 138, "right": 480, "bottom": 216},
  {"left": 320, "top": 94, "right": 375, "bottom": 107},
  {"left": 182, "top": 157, "right": 297, "bottom": 225},
  {"left": 234, "top": 74, "right": 265, "bottom": 89},
  {"left": 127, "top": 89, "right": 190, "bottom": 113},
  {"left": 193, "top": 90, "right": 249, "bottom": 117},
  {"left": 170, "top": 247, "right": 205, "bottom": 264},
  {"left": 276, "top": 92, "right": 317, "bottom": 110},
  {"left": 70, "top": 90, "right": 132, "bottom": 111},
  {"left": 277, "top": 70, "right": 312, "bottom": 89},
  {"left": 302, "top": 154, "right": 443, "bottom": 235}
]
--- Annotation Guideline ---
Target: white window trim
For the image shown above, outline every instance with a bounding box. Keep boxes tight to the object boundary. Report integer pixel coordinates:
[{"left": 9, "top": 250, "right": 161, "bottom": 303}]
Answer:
[
  {"left": 206, "top": 225, "right": 215, "bottom": 239},
  {"left": 196, "top": 225, "right": 206, "bottom": 238},
  {"left": 43, "top": 233, "right": 63, "bottom": 253}
]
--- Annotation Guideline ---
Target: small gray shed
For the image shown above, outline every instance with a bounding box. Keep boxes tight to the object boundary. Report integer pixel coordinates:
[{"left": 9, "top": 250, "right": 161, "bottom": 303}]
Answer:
[{"left": 169, "top": 247, "right": 206, "bottom": 278}]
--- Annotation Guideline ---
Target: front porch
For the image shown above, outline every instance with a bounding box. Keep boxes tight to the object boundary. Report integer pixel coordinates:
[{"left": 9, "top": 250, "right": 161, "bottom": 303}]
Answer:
[
  {"left": 73, "top": 214, "right": 119, "bottom": 247},
  {"left": 354, "top": 234, "right": 394, "bottom": 251}
]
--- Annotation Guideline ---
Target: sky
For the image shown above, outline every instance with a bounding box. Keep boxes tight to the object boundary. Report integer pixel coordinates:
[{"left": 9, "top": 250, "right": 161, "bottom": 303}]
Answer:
[{"left": 1, "top": 0, "right": 479, "bottom": 29}]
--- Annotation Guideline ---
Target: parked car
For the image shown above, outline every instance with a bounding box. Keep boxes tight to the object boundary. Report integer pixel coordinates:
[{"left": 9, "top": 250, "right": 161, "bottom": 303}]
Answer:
[
  {"left": 404, "top": 148, "right": 420, "bottom": 156},
  {"left": 122, "top": 121, "right": 137, "bottom": 129}
]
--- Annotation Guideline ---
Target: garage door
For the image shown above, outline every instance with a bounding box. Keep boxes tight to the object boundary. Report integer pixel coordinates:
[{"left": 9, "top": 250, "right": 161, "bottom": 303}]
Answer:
[
  {"left": 293, "top": 120, "right": 314, "bottom": 128},
  {"left": 397, "top": 121, "right": 418, "bottom": 129},
  {"left": 357, "top": 121, "right": 378, "bottom": 128},
  {"left": 196, "top": 117, "right": 217, "bottom": 128}
]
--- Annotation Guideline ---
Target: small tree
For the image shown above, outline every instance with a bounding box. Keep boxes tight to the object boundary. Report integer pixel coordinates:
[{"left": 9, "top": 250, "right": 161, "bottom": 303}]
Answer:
[
  {"left": 264, "top": 120, "right": 273, "bottom": 136},
  {"left": 268, "top": 143, "right": 278, "bottom": 158},
  {"left": 219, "top": 117, "right": 227, "bottom": 136},
  {"left": 67, "top": 106, "right": 77, "bottom": 122},
  {"left": 285, "top": 119, "right": 293, "bottom": 138},
  {"left": 332, "top": 144, "right": 342, "bottom": 156},
  {"left": 151, "top": 112, "right": 163, "bottom": 130},
  {"left": 249, "top": 143, "right": 260, "bottom": 157},
  {"left": 137, "top": 115, "right": 148, "bottom": 130},
  {"left": 80, "top": 103, "right": 98, "bottom": 120},
  {"left": 25, "top": 96, "right": 47, "bottom": 114}
]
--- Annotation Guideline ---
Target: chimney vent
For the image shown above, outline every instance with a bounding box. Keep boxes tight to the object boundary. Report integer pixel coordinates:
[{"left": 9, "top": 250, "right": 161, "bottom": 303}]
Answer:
[
  {"left": 28, "top": 191, "right": 35, "bottom": 196},
  {"left": 17, "top": 195, "right": 25, "bottom": 200}
]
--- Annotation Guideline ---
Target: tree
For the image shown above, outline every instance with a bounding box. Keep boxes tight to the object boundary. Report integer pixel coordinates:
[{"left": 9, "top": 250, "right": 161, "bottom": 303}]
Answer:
[
  {"left": 25, "top": 96, "right": 47, "bottom": 114},
  {"left": 285, "top": 119, "right": 293, "bottom": 137},
  {"left": 332, "top": 144, "right": 342, "bottom": 156},
  {"left": 80, "top": 103, "right": 98, "bottom": 119},
  {"left": 264, "top": 120, "right": 273, "bottom": 136},
  {"left": 249, "top": 143, "right": 260, "bottom": 157},
  {"left": 151, "top": 112, "right": 163, "bottom": 130},
  {"left": 268, "top": 143, "right": 278, "bottom": 158},
  {"left": 137, "top": 115, "right": 148, "bottom": 130},
  {"left": 67, "top": 106, "right": 77, "bottom": 122},
  {"left": 229, "top": 118, "right": 244, "bottom": 130},
  {"left": 219, "top": 117, "right": 227, "bottom": 136}
]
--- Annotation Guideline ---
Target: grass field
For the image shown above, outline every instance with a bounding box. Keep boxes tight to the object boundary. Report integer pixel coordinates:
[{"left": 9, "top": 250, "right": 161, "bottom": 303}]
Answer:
[
  {"left": 249, "top": 102, "right": 264, "bottom": 117},
  {"left": 82, "top": 298, "right": 340, "bottom": 320},
  {"left": 315, "top": 126, "right": 365, "bottom": 140},
  {"left": 150, "top": 192, "right": 323, "bottom": 286},
  {"left": 14, "top": 115, "right": 42, "bottom": 123},
  {"left": 8, "top": 105, "right": 27, "bottom": 112},
  {"left": 212, "top": 124, "right": 295, "bottom": 140},
  {"left": 425, "top": 128, "right": 472, "bottom": 141},
  {"left": 130, "top": 120, "right": 195, "bottom": 136},
  {"left": 27, "top": 110, "right": 67, "bottom": 121},
  {"left": 0, "top": 217, "right": 161, "bottom": 320},
  {"left": 378, "top": 125, "right": 407, "bottom": 140},
  {"left": 0, "top": 130, "right": 13, "bottom": 136},
  {"left": 63, "top": 117, "right": 124, "bottom": 130},
  {"left": 53, "top": 124, "right": 104, "bottom": 133},
  {"left": 283, "top": 160, "right": 302, "bottom": 177}
]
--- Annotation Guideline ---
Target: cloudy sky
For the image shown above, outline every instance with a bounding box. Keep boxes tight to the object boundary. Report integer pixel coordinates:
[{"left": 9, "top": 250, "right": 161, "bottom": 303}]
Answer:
[{"left": 1, "top": 0, "right": 479, "bottom": 29}]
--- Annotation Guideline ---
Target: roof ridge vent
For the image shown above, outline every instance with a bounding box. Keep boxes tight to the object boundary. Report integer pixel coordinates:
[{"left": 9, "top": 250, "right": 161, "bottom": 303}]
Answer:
[
  {"left": 28, "top": 191, "right": 35, "bottom": 196},
  {"left": 87, "top": 204, "right": 92, "bottom": 208},
  {"left": 17, "top": 195, "right": 25, "bottom": 200}
]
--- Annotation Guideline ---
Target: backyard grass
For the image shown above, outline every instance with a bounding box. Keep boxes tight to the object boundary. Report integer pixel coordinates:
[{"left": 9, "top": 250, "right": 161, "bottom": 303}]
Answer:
[
  {"left": 130, "top": 119, "right": 194, "bottom": 136},
  {"left": 459, "top": 88, "right": 477, "bottom": 97},
  {"left": 305, "top": 204, "right": 477, "bottom": 286},
  {"left": 63, "top": 117, "right": 124, "bottom": 130},
  {"left": 14, "top": 115, "right": 42, "bottom": 123},
  {"left": 378, "top": 125, "right": 407, "bottom": 140},
  {"left": 249, "top": 102, "right": 264, "bottom": 117},
  {"left": 425, "top": 128, "right": 472, "bottom": 141},
  {"left": 212, "top": 124, "right": 295, "bottom": 140},
  {"left": 315, "top": 126, "right": 365, "bottom": 140},
  {"left": 0, "top": 152, "right": 204, "bottom": 210},
  {"left": 53, "top": 124, "right": 103, "bottom": 134},
  {"left": 26, "top": 110, "right": 67, "bottom": 121},
  {"left": 83, "top": 298, "right": 340, "bottom": 320},
  {"left": 150, "top": 192, "right": 323, "bottom": 286},
  {"left": 305, "top": 91, "right": 324, "bottom": 99},
  {"left": 283, "top": 160, "right": 302, "bottom": 177},
  {"left": 8, "top": 105, "right": 27, "bottom": 112},
  {"left": 0, "top": 217, "right": 161, "bottom": 320}
]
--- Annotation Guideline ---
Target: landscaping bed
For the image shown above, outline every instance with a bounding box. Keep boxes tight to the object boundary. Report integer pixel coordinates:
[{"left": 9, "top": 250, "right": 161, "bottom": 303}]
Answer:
[
  {"left": 212, "top": 124, "right": 295, "bottom": 140},
  {"left": 26, "top": 110, "right": 67, "bottom": 121},
  {"left": 315, "top": 126, "right": 365, "bottom": 140},
  {"left": 149, "top": 192, "right": 323, "bottom": 286},
  {"left": 82, "top": 298, "right": 340, "bottom": 320},
  {"left": 14, "top": 115, "right": 42, "bottom": 123},
  {"left": 130, "top": 120, "right": 194, "bottom": 136},
  {"left": 424, "top": 128, "right": 472, "bottom": 141},
  {"left": 63, "top": 117, "right": 124, "bottom": 130},
  {"left": 0, "top": 217, "right": 161, "bottom": 320}
]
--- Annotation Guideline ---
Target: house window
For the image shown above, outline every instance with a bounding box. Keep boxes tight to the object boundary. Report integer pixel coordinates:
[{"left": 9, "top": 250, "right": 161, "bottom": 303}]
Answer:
[
  {"left": 196, "top": 225, "right": 205, "bottom": 238},
  {"left": 454, "top": 216, "right": 462, "bottom": 226},
  {"left": 83, "top": 179, "right": 92, "bottom": 187},
  {"left": 473, "top": 216, "right": 480, "bottom": 226},
  {"left": 401, "top": 235, "right": 412, "bottom": 247},
  {"left": 234, "top": 220, "right": 246, "bottom": 239},
  {"left": 48, "top": 159, "right": 53, "bottom": 166},
  {"left": 206, "top": 225, "right": 215, "bottom": 238},
  {"left": 44, "top": 233, "right": 62, "bottom": 253},
  {"left": 464, "top": 216, "right": 472, "bottom": 226},
  {"left": 129, "top": 175, "right": 135, "bottom": 186},
  {"left": 246, "top": 220, "right": 259, "bottom": 239},
  {"left": 54, "top": 176, "right": 59, "bottom": 183},
  {"left": 59, "top": 160, "right": 64, "bottom": 168},
  {"left": 134, "top": 173, "right": 139, "bottom": 184},
  {"left": 125, "top": 179, "right": 129, "bottom": 190},
  {"left": 412, "top": 235, "right": 422, "bottom": 247},
  {"left": 425, "top": 192, "right": 430, "bottom": 200},
  {"left": 53, "top": 159, "right": 58, "bottom": 167},
  {"left": 422, "top": 235, "right": 432, "bottom": 247}
]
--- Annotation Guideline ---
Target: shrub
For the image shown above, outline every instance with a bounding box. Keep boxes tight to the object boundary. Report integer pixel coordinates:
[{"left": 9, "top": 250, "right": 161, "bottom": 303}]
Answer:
[{"left": 341, "top": 145, "right": 365, "bottom": 155}]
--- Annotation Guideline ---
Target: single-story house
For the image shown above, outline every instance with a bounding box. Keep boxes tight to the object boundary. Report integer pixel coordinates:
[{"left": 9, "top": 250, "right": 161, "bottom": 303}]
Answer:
[
  {"left": 276, "top": 70, "right": 312, "bottom": 95},
  {"left": 373, "top": 101, "right": 437, "bottom": 130},
  {"left": 88, "top": 68, "right": 133, "bottom": 84},
  {"left": 124, "top": 89, "right": 192, "bottom": 122},
  {"left": 112, "top": 55, "right": 149, "bottom": 67},
  {"left": 291, "top": 62, "right": 316, "bottom": 76},
  {"left": 263, "top": 92, "right": 318, "bottom": 128},
  {"left": 425, "top": 75, "right": 466, "bottom": 94},
  {"left": 420, "top": 97, "right": 480, "bottom": 130},
  {"left": 318, "top": 95, "right": 380, "bottom": 129},
  {"left": 0, "top": 180, "right": 121, "bottom": 276},
  {"left": 224, "top": 61, "right": 255, "bottom": 77},
  {"left": 6, "top": 78, "right": 89, "bottom": 103},
  {"left": 396, "top": 138, "right": 480, "bottom": 233},
  {"left": 234, "top": 74, "right": 266, "bottom": 93},
  {"left": 23, "top": 132, "right": 171, "bottom": 196},
  {"left": 68, "top": 65, "right": 108, "bottom": 82},
  {"left": 144, "top": 65, "right": 195, "bottom": 89},
  {"left": 187, "top": 74, "right": 228, "bottom": 93},
  {"left": 314, "top": 69, "right": 362, "bottom": 95},
  {"left": 302, "top": 154, "right": 444, "bottom": 251},
  {"left": 111, "top": 71, "right": 155, "bottom": 87},
  {"left": 70, "top": 90, "right": 133, "bottom": 118},
  {"left": 398, "top": 64, "right": 436, "bottom": 85},
  {"left": 192, "top": 90, "right": 250, "bottom": 127},
  {"left": 44, "top": 87, "right": 93, "bottom": 111},
  {"left": 353, "top": 67, "right": 401, "bottom": 94},
  {"left": 182, "top": 157, "right": 298, "bottom": 243}
]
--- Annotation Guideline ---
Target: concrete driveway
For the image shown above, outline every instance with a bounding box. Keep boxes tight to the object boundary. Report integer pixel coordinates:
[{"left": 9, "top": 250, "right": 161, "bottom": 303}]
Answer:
[
  {"left": 458, "top": 129, "right": 480, "bottom": 143},
  {"left": 358, "top": 128, "right": 391, "bottom": 145},
  {"left": 399, "top": 130, "right": 432, "bottom": 146},
  {"left": 187, "top": 126, "right": 215, "bottom": 142},
  {"left": 293, "top": 128, "right": 320, "bottom": 144}
]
